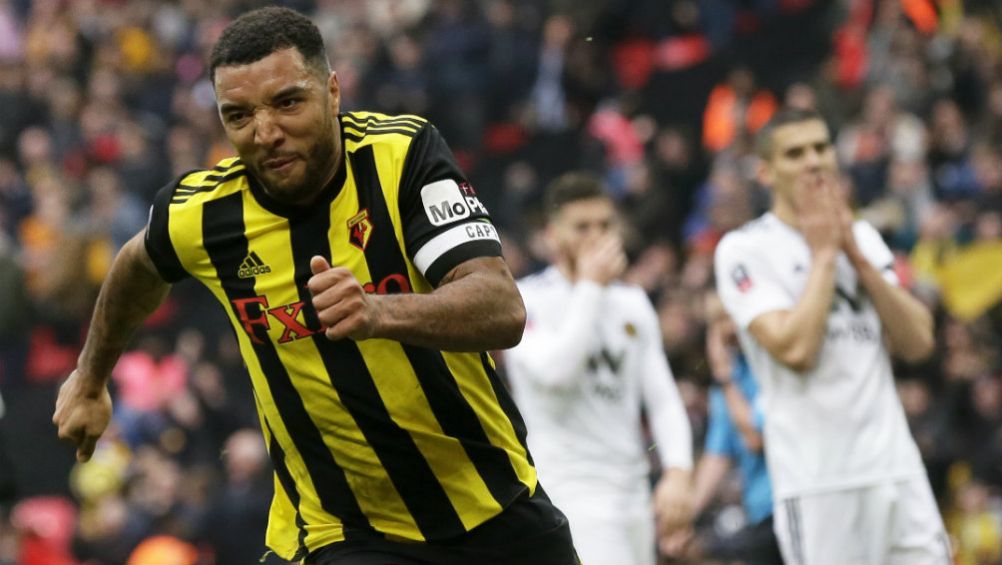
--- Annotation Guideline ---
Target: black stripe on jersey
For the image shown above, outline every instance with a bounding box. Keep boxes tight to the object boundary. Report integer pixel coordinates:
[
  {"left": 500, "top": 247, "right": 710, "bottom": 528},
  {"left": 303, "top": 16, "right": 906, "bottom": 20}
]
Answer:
[
  {"left": 342, "top": 126, "right": 421, "bottom": 139},
  {"left": 342, "top": 114, "right": 425, "bottom": 129},
  {"left": 212, "top": 160, "right": 243, "bottom": 172},
  {"left": 480, "top": 352, "right": 532, "bottom": 465},
  {"left": 362, "top": 126, "right": 421, "bottom": 136},
  {"left": 172, "top": 170, "right": 247, "bottom": 202},
  {"left": 286, "top": 179, "right": 465, "bottom": 540},
  {"left": 177, "top": 168, "right": 246, "bottom": 188},
  {"left": 146, "top": 175, "right": 188, "bottom": 282},
  {"left": 342, "top": 113, "right": 424, "bottom": 126},
  {"left": 202, "top": 192, "right": 372, "bottom": 535},
  {"left": 341, "top": 122, "right": 423, "bottom": 135},
  {"left": 266, "top": 421, "right": 309, "bottom": 560},
  {"left": 351, "top": 146, "right": 524, "bottom": 509},
  {"left": 199, "top": 168, "right": 247, "bottom": 184},
  {"left": 343, "top": 130, "right": 366, "bottom": 144}
]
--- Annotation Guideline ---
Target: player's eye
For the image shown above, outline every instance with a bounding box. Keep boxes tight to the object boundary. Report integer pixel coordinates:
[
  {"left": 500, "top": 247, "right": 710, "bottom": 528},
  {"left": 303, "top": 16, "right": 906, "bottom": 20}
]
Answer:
[
  {"left": 786, "top": 147, "right": 804, "bottom": 159},
  {"left": 278, "top": 98, "right": 301, "bottom": 109},
  {"left": 226, "top": 112, "right": 249, "bottom": 126}
]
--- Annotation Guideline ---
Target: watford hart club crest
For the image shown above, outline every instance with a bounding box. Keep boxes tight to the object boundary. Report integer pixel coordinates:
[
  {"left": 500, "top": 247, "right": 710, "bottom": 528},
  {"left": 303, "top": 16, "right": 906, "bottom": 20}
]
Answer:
[{"left": 348, "top": 209, "right": 373, "bottom": 251}]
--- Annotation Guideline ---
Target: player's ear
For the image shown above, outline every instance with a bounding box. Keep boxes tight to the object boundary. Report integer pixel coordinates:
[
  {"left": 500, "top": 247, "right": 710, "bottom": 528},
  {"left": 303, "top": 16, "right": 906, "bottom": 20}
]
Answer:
[
  {"left": 756, "top": 158, "right": 775, "bottom": 188},
  {"left": 327, "top": 71, "right": 340, "bottom": 114},
  {"left": 543, "top": 221, "right": 561, "bottom": 256}
]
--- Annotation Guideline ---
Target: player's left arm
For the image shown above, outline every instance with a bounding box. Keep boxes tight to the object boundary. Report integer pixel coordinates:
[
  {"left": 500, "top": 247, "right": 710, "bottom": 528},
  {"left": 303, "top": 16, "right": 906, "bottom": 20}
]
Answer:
[
  {"left": 308, "top": 121, "right": 524, "bottom": 351},
  {"left": 842, "top": 218, "right": 934, "bottom": 363},
  {"left": 309, "top": 255, "right": 523, "bottom": 351},
  {"left": 637, "top": 297, "right": 694, "bottom": 534}
]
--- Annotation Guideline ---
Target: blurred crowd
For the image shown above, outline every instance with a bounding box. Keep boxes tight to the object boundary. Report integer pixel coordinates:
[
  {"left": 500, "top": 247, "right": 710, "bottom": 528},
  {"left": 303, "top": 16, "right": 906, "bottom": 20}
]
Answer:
[{"left": 1, "top": 0, "right": 1002, "bottom": 564}]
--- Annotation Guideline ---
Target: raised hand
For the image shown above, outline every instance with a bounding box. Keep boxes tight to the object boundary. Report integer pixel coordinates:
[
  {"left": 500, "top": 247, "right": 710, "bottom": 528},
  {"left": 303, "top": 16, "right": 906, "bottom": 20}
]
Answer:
[
  {"left": 307, "top": 256, "right": 384, "bottom": 341},
  {"left": 832, "top": 176, "right": 865, "bottom": 264},
  {"left": 795, "top": 172, "right": 843, "bottom": 258},
  {"left": 575, "top": 233, "right": 627, "bottom": 286}
]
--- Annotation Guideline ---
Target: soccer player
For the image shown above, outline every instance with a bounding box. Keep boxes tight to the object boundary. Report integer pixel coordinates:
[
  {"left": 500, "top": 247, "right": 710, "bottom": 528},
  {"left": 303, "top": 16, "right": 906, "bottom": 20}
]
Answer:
[
  {"left": 52, "top": 7, "right": 578, "bottom": 565},
  {"left": 505, "top": 172, "right": 693, "bottom": 565},
  {"left": 664, "top": 291, "right": 782, "bottom": 565},
  {"left": 714, "top": 107, "right": 949, "bottom": 565}
]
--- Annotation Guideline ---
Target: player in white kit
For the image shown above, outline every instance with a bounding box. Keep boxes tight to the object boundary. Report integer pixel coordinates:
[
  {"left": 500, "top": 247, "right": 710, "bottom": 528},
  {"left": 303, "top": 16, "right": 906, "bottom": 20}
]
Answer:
[
  {"left": 505, "top": 173, "right": 694, "bottom": 565},
  {"left": 714, "top": 108, "right": 949, "bottom": 565}
]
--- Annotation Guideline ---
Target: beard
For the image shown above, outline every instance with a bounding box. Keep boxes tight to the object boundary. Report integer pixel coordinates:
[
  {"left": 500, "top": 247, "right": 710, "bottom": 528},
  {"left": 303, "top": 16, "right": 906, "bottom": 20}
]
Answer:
[{"left": 249, "top": 111, "right": 340, "bottom": 205}]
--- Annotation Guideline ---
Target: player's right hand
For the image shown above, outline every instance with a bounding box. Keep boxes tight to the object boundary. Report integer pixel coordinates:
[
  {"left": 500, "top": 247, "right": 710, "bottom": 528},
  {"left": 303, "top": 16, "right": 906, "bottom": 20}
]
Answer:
[
  {"left": 308, "top": 256, "right": 384, "bottom": 341},
  {"left": 659, "top": 526, "right": 696, "bottom": 559},
  {"left": 576, "top": 233, "right": 626, "bottom": 286},
  {"left": 52, "top": 370, "right": 113, "bottom": 462},
  {"left": 796, "top": 172, "right": 843, "bottom": 256}
]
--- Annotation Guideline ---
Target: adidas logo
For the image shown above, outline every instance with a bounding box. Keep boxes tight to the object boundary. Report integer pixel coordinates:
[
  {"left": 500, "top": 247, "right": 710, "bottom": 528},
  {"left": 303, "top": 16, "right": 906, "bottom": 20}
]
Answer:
[{"left": 238, "top": 251, "right": 271, "bottom": 279}]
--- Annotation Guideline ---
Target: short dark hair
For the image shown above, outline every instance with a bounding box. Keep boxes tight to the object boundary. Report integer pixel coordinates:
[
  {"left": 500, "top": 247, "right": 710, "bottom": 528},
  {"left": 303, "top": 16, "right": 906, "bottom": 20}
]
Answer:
[
  {"left": 544, "top": 172, "right": 609, "bottom": 218},
  {"left": 754, "top": 107, "right": 827, "bottom": 159},
  {"left": 209, "top": 7, "right": 329, "bottom": 83}
]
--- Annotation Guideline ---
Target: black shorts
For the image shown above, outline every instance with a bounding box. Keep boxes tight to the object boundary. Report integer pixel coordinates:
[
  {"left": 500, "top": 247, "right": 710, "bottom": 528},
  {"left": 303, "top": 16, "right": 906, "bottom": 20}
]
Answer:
[
  {"left": 307, "top": 486, "right": 579, "bottom": 565},
  {"left": 703, "top": 515, "right": 784, "bottom": 565}
]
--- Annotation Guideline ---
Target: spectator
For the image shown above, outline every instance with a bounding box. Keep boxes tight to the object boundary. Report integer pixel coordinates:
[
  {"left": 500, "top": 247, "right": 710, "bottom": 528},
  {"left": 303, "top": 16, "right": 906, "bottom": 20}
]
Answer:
[{"left": 0, "top": 1, "right": 996, "bottom": 563}]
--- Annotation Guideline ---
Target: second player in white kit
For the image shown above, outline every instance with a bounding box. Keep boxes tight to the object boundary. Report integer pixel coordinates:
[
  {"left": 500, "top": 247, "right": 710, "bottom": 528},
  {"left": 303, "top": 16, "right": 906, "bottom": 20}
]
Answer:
[
  {"left": 715, "top": 108, "right": 949, "bottom": 565},
  {"left": 506, "top": 173, "right": 694, "bottom": 565}
]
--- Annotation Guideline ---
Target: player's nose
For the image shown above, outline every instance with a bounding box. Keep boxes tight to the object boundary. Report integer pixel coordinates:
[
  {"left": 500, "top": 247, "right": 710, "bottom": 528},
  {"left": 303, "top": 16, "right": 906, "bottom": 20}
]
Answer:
[
  {"left": 253, "top": 110, "right": 284, "bottom": 148},
  {"left": 803, "top": 147, "right": 824, "bottom": 169}
]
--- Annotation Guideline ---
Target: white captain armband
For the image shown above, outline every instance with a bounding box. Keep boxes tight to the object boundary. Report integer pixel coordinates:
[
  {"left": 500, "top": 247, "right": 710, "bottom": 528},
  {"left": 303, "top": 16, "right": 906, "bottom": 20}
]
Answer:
[{"left": 412, "top": 221, "right": 502, "bottom": 285}]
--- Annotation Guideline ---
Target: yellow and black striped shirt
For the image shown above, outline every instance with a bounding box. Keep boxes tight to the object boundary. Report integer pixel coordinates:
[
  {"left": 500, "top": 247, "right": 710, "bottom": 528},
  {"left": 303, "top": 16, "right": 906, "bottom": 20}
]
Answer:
[{"left": 145, "top": 112, "right": 537, "bottom": 560}]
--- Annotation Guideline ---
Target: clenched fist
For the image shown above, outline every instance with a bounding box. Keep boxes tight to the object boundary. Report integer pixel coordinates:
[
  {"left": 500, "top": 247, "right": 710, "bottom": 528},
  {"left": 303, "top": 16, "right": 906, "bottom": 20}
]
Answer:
[
  {"left": 307, "top": 256, "right": 385, "bottom": 341},
  {"left": 52, "top": 370, "right": 113, "bottom": 462}
]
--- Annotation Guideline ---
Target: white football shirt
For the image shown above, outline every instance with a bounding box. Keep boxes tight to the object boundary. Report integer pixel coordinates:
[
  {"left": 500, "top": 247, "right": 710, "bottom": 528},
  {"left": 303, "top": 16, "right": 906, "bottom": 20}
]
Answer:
[
  {"left": 505, "top": 267, "right": 693, "bottom": 493},
  {"left": 714, "top": 213, "right": 925, "bottom": 498}
]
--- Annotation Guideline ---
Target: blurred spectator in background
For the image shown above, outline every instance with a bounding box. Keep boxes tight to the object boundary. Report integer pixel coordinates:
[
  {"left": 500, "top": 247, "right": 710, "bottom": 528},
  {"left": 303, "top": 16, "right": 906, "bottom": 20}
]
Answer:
[
  {"left": 202, "top": 429, "right": 273, "bottom": 565},
  {"left": 11, "top": 496, "right": 79, "bottom": 565},
  {"left": 125, "top": 535, "right": 197, "bottom": 565},
  {"left": 702, "top": 67, "right": 777, "bottom": 155},
  {"left": 110, "top": 333, "right": 188, "bottom": 449},
  {"left": 0, "top": 0, "right": 998, "bottom": 562},
  {"left": 663, "top": 292, "right": 783, "bottom": 565},
  {"left": 0, "top": 389, "right": 14, "bottom": 516}
]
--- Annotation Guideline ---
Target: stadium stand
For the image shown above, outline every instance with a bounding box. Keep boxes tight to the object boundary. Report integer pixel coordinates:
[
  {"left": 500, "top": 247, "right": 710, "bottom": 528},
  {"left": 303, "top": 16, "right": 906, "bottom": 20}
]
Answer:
[{"left": 1, "top": 1, "right": 1001, "bottom": 563}]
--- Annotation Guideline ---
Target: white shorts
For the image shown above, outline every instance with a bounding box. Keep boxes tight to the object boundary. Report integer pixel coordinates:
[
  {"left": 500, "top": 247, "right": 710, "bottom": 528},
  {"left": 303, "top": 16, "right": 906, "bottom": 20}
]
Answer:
[
  {"left": 773, "top": 477, "right": 950, "bottom": 565},
  {"left": 545, "top": 481, "right": 655, "bottom": 565}
]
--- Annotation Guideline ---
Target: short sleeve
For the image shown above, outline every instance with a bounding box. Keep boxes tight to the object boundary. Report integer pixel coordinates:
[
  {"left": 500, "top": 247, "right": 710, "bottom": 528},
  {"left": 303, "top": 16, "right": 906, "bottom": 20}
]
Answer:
[
  {"left": 144, "top": 176, "right": 189, "bottom": 283},
  {"left": 853, "top": 220, "right": 899, "bottom": 286},
  {"left": 398, "top": 124, "right": 501, "bottom": 286},
  {"left": 704, "top": 388, "right": 736, "bottom": 457},
  {"left": 714, "top": 233, "right": 794, "bottom": 329}
]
